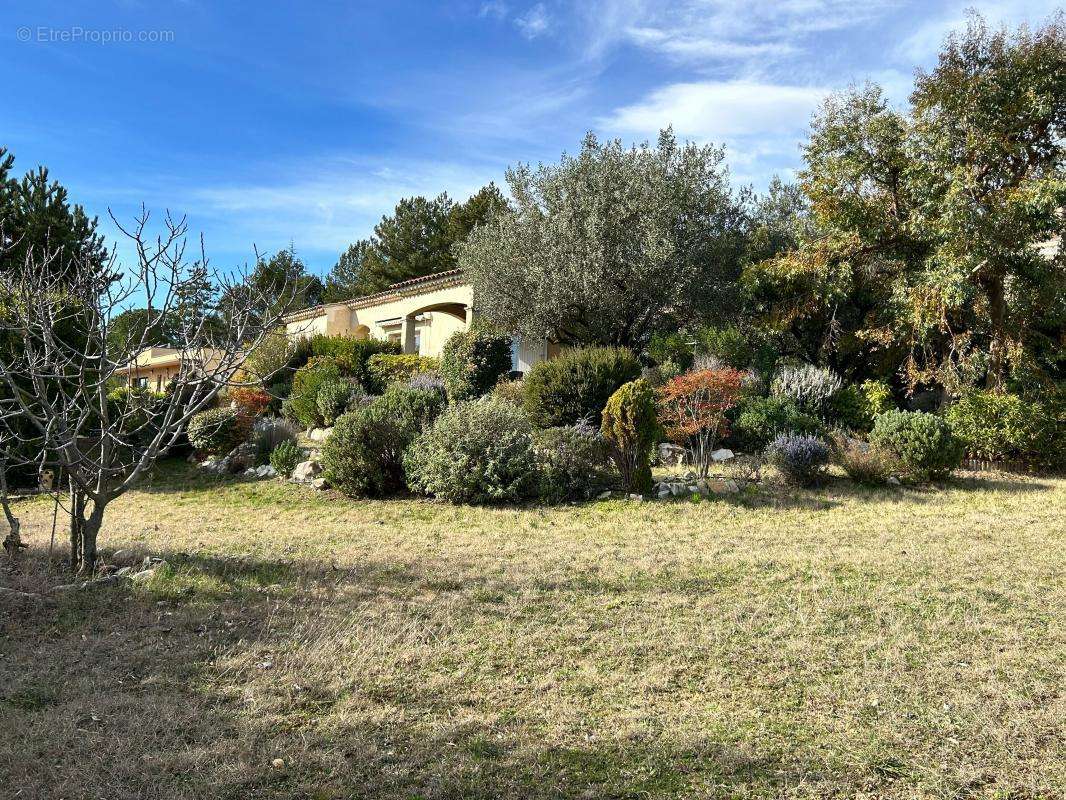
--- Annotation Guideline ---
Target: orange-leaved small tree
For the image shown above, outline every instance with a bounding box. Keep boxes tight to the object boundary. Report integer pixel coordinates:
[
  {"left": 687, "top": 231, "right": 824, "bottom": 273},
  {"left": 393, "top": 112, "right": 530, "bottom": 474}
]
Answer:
[{"left": 657, "top": 368, "right": 745, "bottom": 478}]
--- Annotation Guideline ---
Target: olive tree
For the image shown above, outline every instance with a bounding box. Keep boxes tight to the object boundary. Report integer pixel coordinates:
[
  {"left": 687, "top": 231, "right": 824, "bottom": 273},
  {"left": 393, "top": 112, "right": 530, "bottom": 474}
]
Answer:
[
  {"left": 458, "top": 129, "right": 748, "bottom": 351},
  {"left": 0, "top": 209, "right": 294, "bottom": 572}
]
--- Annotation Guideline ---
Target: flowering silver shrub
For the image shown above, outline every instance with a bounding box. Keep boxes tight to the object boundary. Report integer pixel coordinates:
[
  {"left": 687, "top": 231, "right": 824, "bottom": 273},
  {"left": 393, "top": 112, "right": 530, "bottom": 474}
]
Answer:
[{"left": 771, "top": 364, "right": 843, "bottom": 417}]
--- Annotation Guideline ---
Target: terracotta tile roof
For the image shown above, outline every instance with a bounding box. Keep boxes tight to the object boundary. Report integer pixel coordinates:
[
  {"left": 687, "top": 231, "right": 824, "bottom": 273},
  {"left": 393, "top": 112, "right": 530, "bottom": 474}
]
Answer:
[{"left": 283, "top": 268, "right": 465, "bottom": 323}]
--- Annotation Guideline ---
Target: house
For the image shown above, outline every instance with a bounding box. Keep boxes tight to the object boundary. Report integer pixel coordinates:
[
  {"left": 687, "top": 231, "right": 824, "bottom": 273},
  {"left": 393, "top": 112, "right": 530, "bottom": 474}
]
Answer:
[
  {"left": 283, "top": 268, "right": 552, "bottom": 371},
  {"left": 115, "top": 347, "right": 221, "bottom": 392}
]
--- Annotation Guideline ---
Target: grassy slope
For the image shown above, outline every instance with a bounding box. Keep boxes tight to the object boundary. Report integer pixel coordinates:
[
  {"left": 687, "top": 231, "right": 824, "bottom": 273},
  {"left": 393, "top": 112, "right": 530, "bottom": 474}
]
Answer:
[{"left": 1, "top": 461, "right": 1063, "bottom": 799}]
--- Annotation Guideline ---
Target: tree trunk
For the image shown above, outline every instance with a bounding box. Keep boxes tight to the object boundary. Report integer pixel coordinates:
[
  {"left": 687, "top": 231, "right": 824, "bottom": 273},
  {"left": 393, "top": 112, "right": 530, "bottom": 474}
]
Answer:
[
  {"left": 79, "top": 503, "right": 105, "bottom": 574},
  {"left": 69, "top": 483, "right": 84, "bottom": 572},
  {"left": 984, "top": 273, "right": 1007, "bottom": 392}
]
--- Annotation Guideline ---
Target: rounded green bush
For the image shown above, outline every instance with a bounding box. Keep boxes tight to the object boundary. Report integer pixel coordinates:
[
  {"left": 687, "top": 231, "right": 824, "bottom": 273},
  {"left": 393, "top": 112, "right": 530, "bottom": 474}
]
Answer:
[
  {"left": 870, "top": 409, "right": 963, "bottom": 482},
  {"left": 439, "top": 328, "right": 513, "bottom": 402},
  {"left": 187, "top": 407, "right": 251, "bottom": 456},
  {"left": 315, "top": 378, "right": 360, "bottom": 426},
  {"left": 322, "top": 385, "right": 446, "bottom": 497},
  {"left": 729, "top": 395, "right": 822, "bottom": 452},
  {"left": 404, "top": 397, "right": 538, "bottom": 504},
  {"left": 534, "top": 421, "right": 613, "bottom": 502},
  {"left": 523, "top": 346, "right": 642, "bottom": 428},
  {"left": 288, "top": 356, "right": 343, "bottom": 428}
]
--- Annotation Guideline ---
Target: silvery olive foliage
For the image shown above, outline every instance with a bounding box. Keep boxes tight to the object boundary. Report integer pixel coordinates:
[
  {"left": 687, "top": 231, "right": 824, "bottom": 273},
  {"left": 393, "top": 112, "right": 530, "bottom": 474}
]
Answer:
[{"left": 459, "top": 129, "right": 748, "bottom": 350}]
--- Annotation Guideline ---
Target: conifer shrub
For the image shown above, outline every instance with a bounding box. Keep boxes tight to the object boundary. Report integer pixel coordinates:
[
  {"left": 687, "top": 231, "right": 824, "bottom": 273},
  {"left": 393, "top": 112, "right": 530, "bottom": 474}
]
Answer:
[{"left": 601, "top": 379, "right": 660, "bottom": 495}]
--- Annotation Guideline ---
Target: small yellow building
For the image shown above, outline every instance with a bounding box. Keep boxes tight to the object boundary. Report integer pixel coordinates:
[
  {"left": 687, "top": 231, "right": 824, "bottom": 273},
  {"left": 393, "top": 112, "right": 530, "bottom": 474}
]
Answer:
[
  {"left": 283, "top": 269, "right": 550, "bottom": 371},
  {"left": 116, "top": 347, "right": 221, "bottom": 392}
]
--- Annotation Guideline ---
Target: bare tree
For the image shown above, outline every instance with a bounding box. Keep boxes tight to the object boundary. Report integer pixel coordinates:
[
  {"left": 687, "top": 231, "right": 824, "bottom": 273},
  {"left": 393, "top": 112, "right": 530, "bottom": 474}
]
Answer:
[{"left": 0, "top": 209, "right": 295, "bottom": 572}]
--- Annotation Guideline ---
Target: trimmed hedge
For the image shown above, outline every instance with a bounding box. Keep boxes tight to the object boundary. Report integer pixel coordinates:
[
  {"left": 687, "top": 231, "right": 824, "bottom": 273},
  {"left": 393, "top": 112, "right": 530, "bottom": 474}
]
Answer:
[{"left": 523, "top": 346, "right": 642, "bottom": 428}]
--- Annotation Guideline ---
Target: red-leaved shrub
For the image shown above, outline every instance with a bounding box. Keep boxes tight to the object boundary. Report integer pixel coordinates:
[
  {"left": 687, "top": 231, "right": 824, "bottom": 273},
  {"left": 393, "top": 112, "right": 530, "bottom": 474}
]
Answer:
[{"left": 657, "top": 368, "right": 745, "bottom": 477}]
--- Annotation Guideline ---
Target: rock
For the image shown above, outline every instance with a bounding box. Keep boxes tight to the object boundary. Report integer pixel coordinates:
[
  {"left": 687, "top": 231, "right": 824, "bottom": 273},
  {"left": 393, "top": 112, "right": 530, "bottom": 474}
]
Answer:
[
  {"left": 684, "top": 471, "right": 697, "bottom": 481},
  {"left": 656, "top": 486, "right": 672, "bottom": 499},
  {"left": 687, "top": 484, "right": 699, "bottom": 494},
  {"left": 711, "top": 448, "right": 735, "bottom": 463},
  {"left": 709, "top": 479, "right": 740, "bottom": 495},
  {"left": 596, "top": 490, "right": 612, "bottom": 500},
  {"left": 244, "top": 467, "right": 256, "bottom": 476},
  {"left": 111, "top": 549, "right": 139, "bottom": 566},
  {"left": 657, "top": 442, "right": 687, "bottom": 467},
  {"left": 291, "top": 460, "right": 322, "bottom": 482},
  {"left": 695, "top": 479, "right": 711, "bottom": 495},
  {"left": 628, "top": 493, "right": 644, "bottom": 502},
  {"left": 887, "top": 476, "right": 901, "bottom": 486},
  {"left": 131, "top": 568, "right": 157, "bottom": 583},
  {"left": 255, "top": 464, "right": 277, "bottom": 479},
  {"left": 307, "top": 426, "right": 334, "bottom": 442},
  {"left": 311, "top": 477, "right": 329, "bottom": 490},
  {"left": 114, "top": 566, "right": 133, "bottom": 577},
  {"left": 670, "top": 483, "right": 685, "bottom": 497}
]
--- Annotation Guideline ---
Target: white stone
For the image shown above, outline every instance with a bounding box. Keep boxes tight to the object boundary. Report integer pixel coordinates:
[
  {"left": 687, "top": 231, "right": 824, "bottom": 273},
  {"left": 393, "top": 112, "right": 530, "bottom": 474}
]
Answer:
[
  {"left": 311, "top": 477, "right": 329, "bottom": 490},
  {"left": 670, "top": 483, "right": 685, "bottom": 497},
  {"left": 628, "top": 493, "right": 644, "bottom": 502},
  {"left": 596, "top": 490, "right": 612, "bottom": 500},
  {"left": 308, "top": 427, "right": 333, "bottom": 442},
  {"left": 887, "top": 476, "right": 901, "bottom": 486},
  {"left": 292, "top": 460, "right": 322, "bottom": 482},
  {"left": 711, "top": 448, "right": 735, "bottom": 462}
]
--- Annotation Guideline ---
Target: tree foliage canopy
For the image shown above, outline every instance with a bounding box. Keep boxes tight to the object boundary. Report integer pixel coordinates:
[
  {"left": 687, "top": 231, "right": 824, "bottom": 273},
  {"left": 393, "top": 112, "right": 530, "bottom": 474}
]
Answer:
[
  {"left": 460, "top": 130, "right": 748, "bottom": 351},
  {"left": 746, "top": 12, "right": 1065, "bottom": 394}
]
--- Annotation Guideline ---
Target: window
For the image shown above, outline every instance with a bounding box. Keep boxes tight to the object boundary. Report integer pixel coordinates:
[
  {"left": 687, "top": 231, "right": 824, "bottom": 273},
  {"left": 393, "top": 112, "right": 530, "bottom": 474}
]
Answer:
[{"left": 134, "top": 376, "right": 148, "bottom": 389}]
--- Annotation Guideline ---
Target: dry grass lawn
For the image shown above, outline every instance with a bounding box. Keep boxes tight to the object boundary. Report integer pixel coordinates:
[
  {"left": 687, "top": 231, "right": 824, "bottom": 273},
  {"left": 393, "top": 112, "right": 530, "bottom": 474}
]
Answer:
[{"left": 1, "top": 461, "right": 1064, "bottom": 799}]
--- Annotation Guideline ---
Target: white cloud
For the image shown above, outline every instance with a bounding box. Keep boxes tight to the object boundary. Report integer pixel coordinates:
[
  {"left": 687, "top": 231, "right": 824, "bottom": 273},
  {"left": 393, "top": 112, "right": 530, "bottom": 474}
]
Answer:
[
  {"left": 894, "top": 0, "right": 1061, "bottom": 63},
  {"left": 578, "top": 0, "right": 896, "bottom": 64},
  {"left": 516, "top": 3, "right": 552, "bottom": 39},
  {"left": 600, "top": 79, "right": 828, "bottom": 141},
  {"left": 479, "top": 1, "right": 509, "bottom": 21}
]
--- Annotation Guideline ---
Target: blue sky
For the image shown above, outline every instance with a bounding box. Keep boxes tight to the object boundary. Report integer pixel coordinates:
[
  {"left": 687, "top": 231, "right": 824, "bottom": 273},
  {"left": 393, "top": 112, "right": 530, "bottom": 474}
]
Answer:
[{"left": 1, "top": 0, "right": 1060, "bottom": 277}]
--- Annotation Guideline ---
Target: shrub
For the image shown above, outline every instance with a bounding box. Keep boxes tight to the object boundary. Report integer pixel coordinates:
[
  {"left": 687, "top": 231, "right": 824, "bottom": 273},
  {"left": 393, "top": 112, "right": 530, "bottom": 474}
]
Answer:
[
  {"left": 242, "top": 330, "right": 294, "bottom": 384},
  {"left": 767, "top": 433, "right": 831, "bottom": 487},
  {"left": 771, "top": 364, "right": 843, "bottom": 418},
  {"left": 729, "top": 396, "right": 823, "bottom": 453},
  {"left": 308, "top": 335, "right": 399, "bottom": 386},
  {"left": 229, "top": 386, "right": 272, "bottom": 418},
  {"left": 404, "top": 397, "right": 537, "bottom": 504},
  {"left": 322, "top": 385, "right": 446, "bottom": 497},
  {"left": 106, "top": 386, "right": 167, "bottom": 444},
  {"left": 439, "top": 327, "right": 513, "bottom": 402},
  {"left": 523, "top": 346, "right": 642, "bottom": 428},
  {"left": 833, "top": 434, "right": 897, "bottom": 485},
  {"left": 945, "top": 390, "right": 1061, "bottom": 465},
  {"left": 870, "top": 410, "right": 963, "bottom": 482},
  {"left": 601, "top": 379, "right": 660, "bottom": 495},
  {"left": 695, "top": 325, "right": 780, "bottom": 383},
  {"left": 252, "top": 417, "right": 298, "bottom": 464},
  {"left": 830, "top": 379, "right": 894, "bottom": 431},
  {"left": 288, "top": 356, "right": 343, "bottom": 428},
  {"left": 492, "top": 377, "right": 525, "bottom": 407},
  {"left": 269, "top": 439, "right": 302, "bottom": 477},
  {"left": 534, "top": 420, "right": 613, "bottom": 502},
  {"left": 366, "top": 353, "right": 439, "bottom": 394},
  {"left": 657, "top": 368, "right": 746, "bottom": 478},
  {"left": 407, "top": 370, "right": 447, "bottom": 397},
  {"left": 316, "top": 378, "right": 362, "bottom": 426},
  {"left": 187, "top": 407, "right": 251, "bottom": 456}
]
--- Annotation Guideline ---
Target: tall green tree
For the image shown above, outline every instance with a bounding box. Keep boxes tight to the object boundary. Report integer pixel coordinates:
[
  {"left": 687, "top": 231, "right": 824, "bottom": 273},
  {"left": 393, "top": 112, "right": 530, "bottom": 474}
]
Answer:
[
  {"left": 221, "top": 246, "right": 322, "bottom": 326},
  {"left": 747, "top": 13, "right": 1065, "bottom": 395},
  {"left": 0, "top": 148, "right": 108, "bottom": 281},
  {"left": 324, "top": 184, "right": 508, "bottom": 301},
  {"left": 459, "top": 130, "right": 747, "bottom": 350}
]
